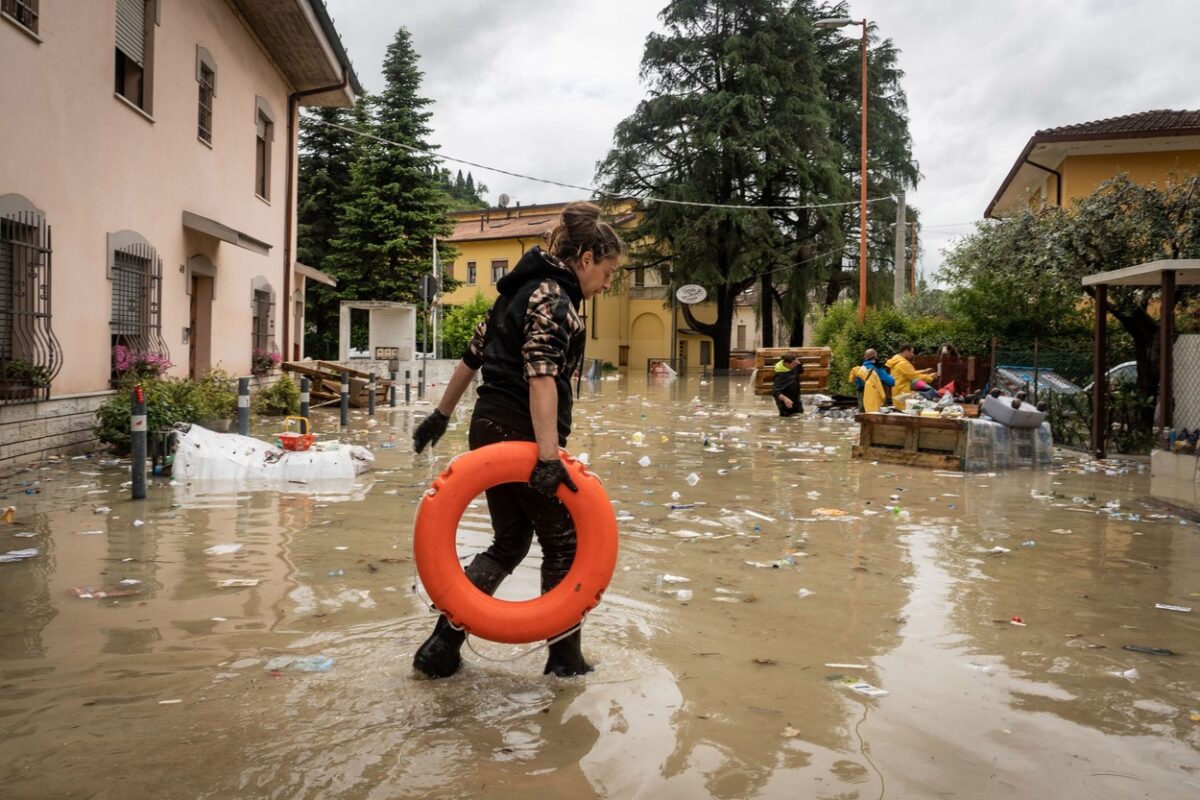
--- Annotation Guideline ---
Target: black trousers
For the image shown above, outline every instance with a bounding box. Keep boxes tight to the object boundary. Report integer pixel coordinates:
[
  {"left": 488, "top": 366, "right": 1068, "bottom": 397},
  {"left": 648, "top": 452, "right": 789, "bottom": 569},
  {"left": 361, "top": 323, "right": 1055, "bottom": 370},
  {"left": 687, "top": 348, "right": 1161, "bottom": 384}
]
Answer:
[
  {"left": 775, "top": 396, "right": 802, "bottom": 416},
  {"left": 468, "top": 416, "right": 577, "bottom": 591}
]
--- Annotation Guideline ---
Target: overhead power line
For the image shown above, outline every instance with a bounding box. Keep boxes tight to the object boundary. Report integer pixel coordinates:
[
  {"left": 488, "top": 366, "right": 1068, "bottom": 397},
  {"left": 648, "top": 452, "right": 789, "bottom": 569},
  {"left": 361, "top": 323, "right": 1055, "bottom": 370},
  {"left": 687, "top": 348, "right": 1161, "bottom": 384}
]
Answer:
[{"left": 307, "top": 117, "right": 897, "bottom": 213}]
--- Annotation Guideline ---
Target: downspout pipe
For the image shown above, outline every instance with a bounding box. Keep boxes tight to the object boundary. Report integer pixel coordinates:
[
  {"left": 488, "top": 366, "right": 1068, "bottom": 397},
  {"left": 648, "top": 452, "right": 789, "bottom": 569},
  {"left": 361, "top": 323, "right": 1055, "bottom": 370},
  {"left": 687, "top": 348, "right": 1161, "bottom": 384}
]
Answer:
[
  {"left": 283, "top": 68, "right": 350, "bottom": 361},
  {"left": 1023, "top": 158, "right": 1062, "bottom": 208}
]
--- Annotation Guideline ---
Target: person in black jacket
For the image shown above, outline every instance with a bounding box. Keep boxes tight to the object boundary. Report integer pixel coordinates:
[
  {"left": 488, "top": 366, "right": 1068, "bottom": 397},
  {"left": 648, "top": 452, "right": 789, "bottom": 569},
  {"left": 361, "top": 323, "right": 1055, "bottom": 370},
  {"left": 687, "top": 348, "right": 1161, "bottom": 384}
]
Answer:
[
  {"left": 411, "top": 201, "right": 625, "bottom": 679},
  {"left": 772, "top": 353, "right": 804, "bottom": 416}
]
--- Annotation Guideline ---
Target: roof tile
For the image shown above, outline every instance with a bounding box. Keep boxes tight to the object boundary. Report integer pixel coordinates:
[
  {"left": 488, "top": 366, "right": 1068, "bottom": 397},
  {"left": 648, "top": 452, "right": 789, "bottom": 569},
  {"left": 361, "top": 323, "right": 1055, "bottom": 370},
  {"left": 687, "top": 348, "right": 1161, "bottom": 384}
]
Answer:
[{"left": 1035, "top": 109, "right": 1200, "bottom": 138}]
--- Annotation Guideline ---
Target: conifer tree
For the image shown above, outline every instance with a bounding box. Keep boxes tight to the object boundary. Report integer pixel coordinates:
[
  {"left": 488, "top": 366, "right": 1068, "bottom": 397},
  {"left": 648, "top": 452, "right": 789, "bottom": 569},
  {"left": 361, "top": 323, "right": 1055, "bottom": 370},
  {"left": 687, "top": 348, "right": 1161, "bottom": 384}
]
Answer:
[
  {"left": 298, "top": 103, "right": 367, "bottom": 357},
  {"left": 598, "top": 0, "right": 844, "bottom": 369},
  {"left": 325, "top": 28, "right": 455, "bottom": 311}
]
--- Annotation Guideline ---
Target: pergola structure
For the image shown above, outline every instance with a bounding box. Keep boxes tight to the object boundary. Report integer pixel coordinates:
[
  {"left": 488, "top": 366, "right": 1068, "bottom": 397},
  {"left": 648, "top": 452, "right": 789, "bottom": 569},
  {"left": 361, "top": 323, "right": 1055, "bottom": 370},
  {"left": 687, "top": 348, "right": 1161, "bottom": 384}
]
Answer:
[{"left": 1082, "top": 259, "right": 1200, "bottom": 457}]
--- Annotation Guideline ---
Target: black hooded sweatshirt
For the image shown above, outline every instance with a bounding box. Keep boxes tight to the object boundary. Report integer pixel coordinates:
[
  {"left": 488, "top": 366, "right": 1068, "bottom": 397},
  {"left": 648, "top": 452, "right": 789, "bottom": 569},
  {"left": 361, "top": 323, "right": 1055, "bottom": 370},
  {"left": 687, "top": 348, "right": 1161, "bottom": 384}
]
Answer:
[{"left": 462, "top": 247, "right": 585, "bottom": 445}]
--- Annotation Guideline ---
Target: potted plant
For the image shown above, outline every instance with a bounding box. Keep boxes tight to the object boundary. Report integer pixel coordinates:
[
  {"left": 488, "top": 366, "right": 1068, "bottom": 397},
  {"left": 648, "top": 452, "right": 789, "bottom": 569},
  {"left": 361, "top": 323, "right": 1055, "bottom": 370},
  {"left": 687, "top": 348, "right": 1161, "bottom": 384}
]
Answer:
[
  {"left": 251, "top": 348, "right": 281, "bottom": 376},
  {"left": 1, "top": 360, "right": 50, "bottom": 400},
  {"left": 113, "top": 345, "right": 172, "bottom": 380}
]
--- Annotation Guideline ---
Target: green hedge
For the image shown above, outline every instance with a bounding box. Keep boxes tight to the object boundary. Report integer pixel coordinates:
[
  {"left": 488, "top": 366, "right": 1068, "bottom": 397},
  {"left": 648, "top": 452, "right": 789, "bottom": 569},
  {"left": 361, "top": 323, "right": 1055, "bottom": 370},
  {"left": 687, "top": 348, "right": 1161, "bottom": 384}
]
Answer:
[{"left": 813, "top": 300, "right": 989, "bottom": 394}]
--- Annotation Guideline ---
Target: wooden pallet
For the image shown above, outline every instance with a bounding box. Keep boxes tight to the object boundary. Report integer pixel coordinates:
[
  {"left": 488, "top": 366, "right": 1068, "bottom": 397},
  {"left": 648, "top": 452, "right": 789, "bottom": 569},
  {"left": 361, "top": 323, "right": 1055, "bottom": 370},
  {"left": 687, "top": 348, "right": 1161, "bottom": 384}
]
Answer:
[
  {"left": 752, "top": 347, "right": 831, "bottom": 395},
  {"left": 282, "top": 360, "right": 392, "bottom": 408},
  {"left": 851, "top": 412, "right": 967, "bottom": 470}
]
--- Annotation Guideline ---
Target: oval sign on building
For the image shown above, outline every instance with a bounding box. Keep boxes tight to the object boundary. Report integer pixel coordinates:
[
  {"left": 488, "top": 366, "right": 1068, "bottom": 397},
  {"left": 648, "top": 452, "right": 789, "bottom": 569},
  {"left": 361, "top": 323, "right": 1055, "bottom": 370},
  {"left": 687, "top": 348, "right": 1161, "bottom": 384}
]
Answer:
[{"left": 675, "top": 284, "right": 707, "bottom": 305}]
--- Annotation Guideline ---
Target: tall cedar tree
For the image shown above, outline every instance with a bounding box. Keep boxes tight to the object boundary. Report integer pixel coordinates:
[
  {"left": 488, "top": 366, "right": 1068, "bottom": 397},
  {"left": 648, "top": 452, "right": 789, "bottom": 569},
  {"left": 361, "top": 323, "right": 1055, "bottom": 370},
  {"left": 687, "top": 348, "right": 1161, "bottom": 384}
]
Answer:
[
  {"left": 598, "top": 0, "right": 843, "bottom": 370},
  {"left": 298, "top": 104, "right": 363, "bottom": 358},
  {"left": 324, "top": 28, "right": 456, "bottom": 332},
  {"left": 600, "top": 1, "right": 919, "bottom": 357}
]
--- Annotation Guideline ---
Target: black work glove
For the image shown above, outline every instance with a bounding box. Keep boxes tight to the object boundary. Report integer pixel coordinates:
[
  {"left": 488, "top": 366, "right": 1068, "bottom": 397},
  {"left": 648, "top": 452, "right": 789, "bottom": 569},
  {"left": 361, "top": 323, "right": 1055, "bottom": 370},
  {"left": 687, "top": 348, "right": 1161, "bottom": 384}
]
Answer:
[
  {"left": 412, "top": 409, "right": 449, "bottom": 453},
  {"left": 529, "top": 458, "right": 579, "bottom": 498}
]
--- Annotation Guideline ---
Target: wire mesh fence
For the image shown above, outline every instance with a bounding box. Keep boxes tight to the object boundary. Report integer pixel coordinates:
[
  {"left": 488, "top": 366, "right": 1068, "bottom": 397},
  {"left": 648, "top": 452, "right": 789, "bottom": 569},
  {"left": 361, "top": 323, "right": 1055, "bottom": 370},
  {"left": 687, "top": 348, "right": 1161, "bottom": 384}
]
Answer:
[{"left": 994, "top": 343, "right": 1152, "bottom": 453}]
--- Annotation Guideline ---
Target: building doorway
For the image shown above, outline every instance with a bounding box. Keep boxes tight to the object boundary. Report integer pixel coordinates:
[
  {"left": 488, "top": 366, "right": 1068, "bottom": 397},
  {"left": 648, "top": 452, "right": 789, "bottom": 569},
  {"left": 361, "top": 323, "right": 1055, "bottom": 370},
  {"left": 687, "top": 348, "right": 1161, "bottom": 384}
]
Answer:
[
  {"left": 189, "top": 274, "right": 213, "bottom": 380},
  {"left": 628, "top": 312, "right": 664, "bottom": 373}
]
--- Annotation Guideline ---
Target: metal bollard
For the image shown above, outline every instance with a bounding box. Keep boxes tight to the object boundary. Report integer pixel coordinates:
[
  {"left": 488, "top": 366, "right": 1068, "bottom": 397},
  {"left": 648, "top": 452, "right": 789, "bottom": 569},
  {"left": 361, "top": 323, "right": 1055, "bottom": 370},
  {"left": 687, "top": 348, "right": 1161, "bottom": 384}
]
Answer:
[
  {"left": 404, "top": 369, "right": 411, "bottom": 404},
  {"left": 237, "top": 376, "right": 250, "bottom": 436},
  {"left": 340, "top": 371, "right": 350, "bottom": 427},
  {"left": 300, "top": 376, "right": 310, "bottom": 421},
  {"left": 389, "top": 370, "right": 397, "bottom": 407},
  {"left": 418, "top": 368, "right": 425, "bottom": 400},
  {"left": 368, "top": 372, "right": 376, "bottom": 415},
  {"left": 131, "top": 384, "right": 147, "bottom": 500}
]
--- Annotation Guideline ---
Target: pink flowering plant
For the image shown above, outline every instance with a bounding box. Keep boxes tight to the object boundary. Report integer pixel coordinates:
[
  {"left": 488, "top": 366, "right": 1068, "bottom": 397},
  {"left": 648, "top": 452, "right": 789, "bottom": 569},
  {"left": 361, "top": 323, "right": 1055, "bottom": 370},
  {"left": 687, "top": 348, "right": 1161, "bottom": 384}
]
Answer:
[
  {"left": 251, "top": 348, "right": 282, "bottom": 375},
  {"left": 112, "top": 345, "right": 173, "bottom": 380}
]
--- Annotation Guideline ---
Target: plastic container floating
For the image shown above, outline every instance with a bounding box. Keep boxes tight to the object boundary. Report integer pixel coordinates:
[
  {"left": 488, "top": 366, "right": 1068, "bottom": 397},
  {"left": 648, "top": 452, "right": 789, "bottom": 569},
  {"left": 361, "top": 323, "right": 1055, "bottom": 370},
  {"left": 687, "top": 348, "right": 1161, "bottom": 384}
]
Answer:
[{"left": 981, "top": 395, "right": 1046, "bottom": 429}]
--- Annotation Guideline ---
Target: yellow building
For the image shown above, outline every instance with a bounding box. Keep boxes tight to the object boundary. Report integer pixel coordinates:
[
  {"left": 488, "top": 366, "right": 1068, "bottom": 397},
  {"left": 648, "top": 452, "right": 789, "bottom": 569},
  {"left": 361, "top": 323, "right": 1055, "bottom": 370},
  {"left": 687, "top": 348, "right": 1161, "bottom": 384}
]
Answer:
[
  {"left": 441, "top": 200, "right": 721, "bottom": 372},
  {"left": 985, "top": 109, "right": 1200, "bottom": 218}
]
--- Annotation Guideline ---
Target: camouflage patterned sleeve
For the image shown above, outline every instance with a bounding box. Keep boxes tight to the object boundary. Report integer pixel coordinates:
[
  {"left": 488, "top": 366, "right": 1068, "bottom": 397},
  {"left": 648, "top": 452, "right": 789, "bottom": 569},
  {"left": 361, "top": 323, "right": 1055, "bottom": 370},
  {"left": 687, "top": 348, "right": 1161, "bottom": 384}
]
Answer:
[
  {"left": 522, "top": 279, "right": 573, "bottom": 380},
  {"left": 462, "top": 311, "right": 490, "bottom": 370}
]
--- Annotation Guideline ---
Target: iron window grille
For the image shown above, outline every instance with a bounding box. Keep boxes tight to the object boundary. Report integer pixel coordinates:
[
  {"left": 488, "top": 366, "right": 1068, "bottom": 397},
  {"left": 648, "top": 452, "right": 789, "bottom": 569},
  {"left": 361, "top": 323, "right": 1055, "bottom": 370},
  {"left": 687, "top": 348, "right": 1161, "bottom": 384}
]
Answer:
[
  {"left": 251, "top": 287, "right": 275, "bottom": 353},
  {"left": 198, "top": 64, "right": 215, "bottom": 143},
  {"left": 109, "top": 241, "right": 168, "bottom": 386},
  {"left": 0, "top": 208, "right": 61, "bottom": 404},
  {"left": 1, "top": 0, "right": 38, "bottom": 33}
]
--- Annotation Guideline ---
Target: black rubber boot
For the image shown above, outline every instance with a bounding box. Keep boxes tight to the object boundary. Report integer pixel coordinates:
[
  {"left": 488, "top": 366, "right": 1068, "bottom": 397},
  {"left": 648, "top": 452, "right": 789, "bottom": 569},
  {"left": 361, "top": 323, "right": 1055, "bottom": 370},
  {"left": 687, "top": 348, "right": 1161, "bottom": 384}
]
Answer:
[
  {"left": 544, "top": 628, "right": 593, "bottom": 677},
  {"left": 413, "top": 554, "right": 508, "bottom": 679},
  {"left": 541, "top": 568, "right": 593, "bottom": 677}
]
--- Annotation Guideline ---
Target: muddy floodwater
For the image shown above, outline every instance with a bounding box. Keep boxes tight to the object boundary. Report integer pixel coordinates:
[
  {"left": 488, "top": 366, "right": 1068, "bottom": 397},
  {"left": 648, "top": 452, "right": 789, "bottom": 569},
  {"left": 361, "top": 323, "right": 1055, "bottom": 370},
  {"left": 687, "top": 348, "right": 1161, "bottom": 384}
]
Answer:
[{"left": 2, "top": 375, "right": 1199, "bottom": 799}]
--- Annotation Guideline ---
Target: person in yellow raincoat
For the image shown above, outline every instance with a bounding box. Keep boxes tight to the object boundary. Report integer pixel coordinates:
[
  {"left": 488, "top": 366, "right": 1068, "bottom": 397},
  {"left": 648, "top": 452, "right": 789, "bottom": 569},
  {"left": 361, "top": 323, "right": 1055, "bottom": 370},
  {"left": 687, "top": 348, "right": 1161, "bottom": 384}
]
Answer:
[
  {"left": 848, "top": 348, "right": 894, "bottom": 412},
  {"left": 884, "top": 344, "right": 937, "bottom": 409}
]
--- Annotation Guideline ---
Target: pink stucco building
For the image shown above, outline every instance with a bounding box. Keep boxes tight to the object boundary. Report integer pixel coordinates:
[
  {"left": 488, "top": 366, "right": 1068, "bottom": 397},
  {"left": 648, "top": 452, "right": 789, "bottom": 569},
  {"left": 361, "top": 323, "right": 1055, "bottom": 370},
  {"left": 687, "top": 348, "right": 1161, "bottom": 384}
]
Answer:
[{"left": 0, "top": 0, "right": 358, "bottom": 464}]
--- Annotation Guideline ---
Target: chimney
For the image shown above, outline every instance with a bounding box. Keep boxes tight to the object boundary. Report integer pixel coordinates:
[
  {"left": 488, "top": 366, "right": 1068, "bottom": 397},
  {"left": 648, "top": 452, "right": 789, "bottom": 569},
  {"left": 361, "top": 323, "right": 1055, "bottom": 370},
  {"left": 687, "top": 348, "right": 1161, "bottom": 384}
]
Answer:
[
  {"left": 479, "top": 213, "right": 484, "bottom": 232},
  {"left": 516, "top": 201, "right": 521, "bottom": 219}
]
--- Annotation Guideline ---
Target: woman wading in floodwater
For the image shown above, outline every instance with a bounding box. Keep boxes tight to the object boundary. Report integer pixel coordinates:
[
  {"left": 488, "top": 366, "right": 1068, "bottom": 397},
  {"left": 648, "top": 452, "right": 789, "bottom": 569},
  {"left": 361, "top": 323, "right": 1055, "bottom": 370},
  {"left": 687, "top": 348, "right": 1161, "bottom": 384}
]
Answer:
[{"left": 411, "top": 201, "right": 625, "bottom": 678}]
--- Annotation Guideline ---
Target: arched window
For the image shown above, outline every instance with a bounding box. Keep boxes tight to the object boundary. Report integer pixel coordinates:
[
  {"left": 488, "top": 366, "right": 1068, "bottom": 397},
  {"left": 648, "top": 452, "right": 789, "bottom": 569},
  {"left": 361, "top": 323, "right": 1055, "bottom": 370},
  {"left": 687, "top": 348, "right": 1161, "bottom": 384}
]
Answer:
[
  {"left": 0, "top": 193, "right": 61, "bottom": 403},
  {"left": 107, "top": 229, "right": 167, "bottom": 385},
  {"left": 250, "top": 276, "right": 275, "bottom": 355}
]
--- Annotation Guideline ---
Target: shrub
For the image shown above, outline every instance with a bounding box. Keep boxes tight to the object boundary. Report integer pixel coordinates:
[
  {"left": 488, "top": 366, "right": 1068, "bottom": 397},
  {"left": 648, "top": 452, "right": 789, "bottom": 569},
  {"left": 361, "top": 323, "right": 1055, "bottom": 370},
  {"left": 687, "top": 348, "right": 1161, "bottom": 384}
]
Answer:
[
  {"left": 252, "top": 375, "right": 300, "bottom": 416},
  {"left": 813, "top": 300, "right": 991, "bottom": 394},
  {"left": 94, "top": 371, "right": 238, "bottom": 453},
  {"left": 441, "top": 292, "right": 492, "bottom": 359},
  {"left": 192, "top": 369, "right": 238, "bottom": 421}
]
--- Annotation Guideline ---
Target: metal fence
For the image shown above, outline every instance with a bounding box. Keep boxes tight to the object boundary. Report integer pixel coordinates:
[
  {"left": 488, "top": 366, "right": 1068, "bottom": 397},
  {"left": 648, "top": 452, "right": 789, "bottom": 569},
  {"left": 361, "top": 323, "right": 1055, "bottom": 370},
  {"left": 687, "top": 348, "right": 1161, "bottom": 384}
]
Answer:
[{"left": 0, "top": 208, "right": 62, "bottom": 404}]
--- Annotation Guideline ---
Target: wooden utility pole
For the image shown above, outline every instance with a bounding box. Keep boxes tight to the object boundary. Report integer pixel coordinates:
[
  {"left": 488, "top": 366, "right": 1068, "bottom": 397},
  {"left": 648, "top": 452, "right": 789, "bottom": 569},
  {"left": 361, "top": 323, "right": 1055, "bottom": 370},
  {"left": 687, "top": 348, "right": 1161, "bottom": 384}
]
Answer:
[{"left": 894, "top": 191, "right": 906, "bottom": 306}]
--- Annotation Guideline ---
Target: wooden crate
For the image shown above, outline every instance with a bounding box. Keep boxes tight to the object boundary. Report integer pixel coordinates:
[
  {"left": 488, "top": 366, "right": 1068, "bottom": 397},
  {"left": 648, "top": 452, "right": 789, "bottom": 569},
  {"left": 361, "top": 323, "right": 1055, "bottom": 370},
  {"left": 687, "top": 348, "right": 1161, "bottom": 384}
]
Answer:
[
  {"left": 850, "top": 412, "right": 968, "bottom": 470},
  {"left": 752, "top": 347, "right": 831, "bottom": 396}
]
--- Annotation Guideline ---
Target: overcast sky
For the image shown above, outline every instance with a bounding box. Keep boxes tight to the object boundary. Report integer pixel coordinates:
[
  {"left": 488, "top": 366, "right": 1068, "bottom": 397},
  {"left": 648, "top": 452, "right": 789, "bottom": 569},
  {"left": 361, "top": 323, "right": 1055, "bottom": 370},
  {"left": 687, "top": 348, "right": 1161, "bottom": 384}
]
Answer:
[{"left": 322, "top": 0, "right": 1200, "bottom": 281}]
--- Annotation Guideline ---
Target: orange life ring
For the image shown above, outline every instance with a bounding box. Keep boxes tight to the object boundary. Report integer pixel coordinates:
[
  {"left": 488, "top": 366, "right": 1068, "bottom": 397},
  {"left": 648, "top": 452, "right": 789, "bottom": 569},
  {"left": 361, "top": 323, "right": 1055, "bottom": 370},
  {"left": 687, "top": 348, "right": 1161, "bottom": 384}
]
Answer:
[{"left": 413, "top": 441, "right": 619, "bottom": 644}]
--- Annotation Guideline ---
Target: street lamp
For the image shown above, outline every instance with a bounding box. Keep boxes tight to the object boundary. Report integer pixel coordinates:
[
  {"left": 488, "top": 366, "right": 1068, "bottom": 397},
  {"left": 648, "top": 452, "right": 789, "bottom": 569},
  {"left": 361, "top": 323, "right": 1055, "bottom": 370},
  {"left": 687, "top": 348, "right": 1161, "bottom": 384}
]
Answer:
[{"left": 815, "top": 16, "right": 869, "bottom": 321}]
